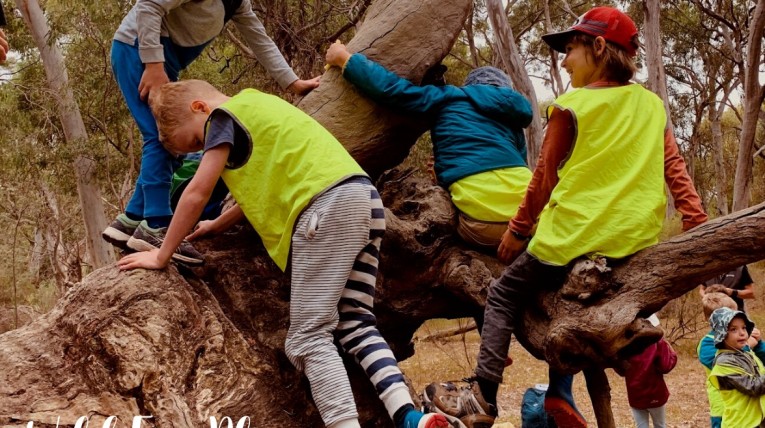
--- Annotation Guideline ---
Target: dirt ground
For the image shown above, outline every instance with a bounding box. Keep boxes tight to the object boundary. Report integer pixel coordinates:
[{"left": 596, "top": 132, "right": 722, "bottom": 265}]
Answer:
[{"left": 400, "top": 265, "right": 765, "bottom": 428}]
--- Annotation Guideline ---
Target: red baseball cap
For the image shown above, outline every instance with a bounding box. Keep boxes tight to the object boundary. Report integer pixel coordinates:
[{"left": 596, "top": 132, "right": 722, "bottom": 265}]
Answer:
[{"left": 542, "top": 6, "right": 639, "bottom": 57}]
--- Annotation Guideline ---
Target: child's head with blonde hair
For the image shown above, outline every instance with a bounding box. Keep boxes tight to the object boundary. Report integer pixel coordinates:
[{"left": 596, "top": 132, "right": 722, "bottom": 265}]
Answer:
[
  {"left": 149, "top": 79, "right": 225, "bottom": 154},
  {"left": 702, "top": 292, "right": 738, "bottom": 320}
]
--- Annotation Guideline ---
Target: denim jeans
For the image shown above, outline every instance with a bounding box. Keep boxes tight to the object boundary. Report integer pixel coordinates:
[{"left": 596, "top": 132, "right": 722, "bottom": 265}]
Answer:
[{"left": 111, "top": 38, "right": 207, "bottom": 223}]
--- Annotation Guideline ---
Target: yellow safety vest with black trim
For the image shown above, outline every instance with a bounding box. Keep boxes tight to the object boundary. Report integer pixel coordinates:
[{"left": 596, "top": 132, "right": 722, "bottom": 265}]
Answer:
[
  {"left": 209, "top": 89, "right": 366, "bottom": 271},
  {"left": 528, "top": 84, "right": 666, "bottom": 266}
]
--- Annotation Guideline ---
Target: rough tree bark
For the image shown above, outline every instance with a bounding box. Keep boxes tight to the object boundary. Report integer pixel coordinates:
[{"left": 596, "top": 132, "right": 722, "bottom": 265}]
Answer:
[
  {"left": 643, "top": 0, "right": 678, "bottom": 221},
  {"left": 731, "top": 0, "right": 765, "bottom": 211},
  {"left": 15, "top": 0, "right": 114, "bottom": 269}
]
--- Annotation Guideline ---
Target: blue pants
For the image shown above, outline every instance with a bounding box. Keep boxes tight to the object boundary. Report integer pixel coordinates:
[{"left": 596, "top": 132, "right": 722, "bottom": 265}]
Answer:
[{"left": 111, "top": 38, "right": 206, "bottom": 224}]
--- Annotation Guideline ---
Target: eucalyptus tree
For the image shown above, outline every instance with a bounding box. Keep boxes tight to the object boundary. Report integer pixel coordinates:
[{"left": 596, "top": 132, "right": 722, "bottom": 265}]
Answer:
[
  {"left": 688, "top": 0, "right": 765, "bottom": 211},
  {"left": 14, "top": 0, "right": 113, "bottom": 269}
]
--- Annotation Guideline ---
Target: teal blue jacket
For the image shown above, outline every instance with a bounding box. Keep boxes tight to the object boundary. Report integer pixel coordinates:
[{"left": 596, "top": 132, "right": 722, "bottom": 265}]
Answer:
[{"left": 343, "top": 53, "right": 532, "bottom": 187}]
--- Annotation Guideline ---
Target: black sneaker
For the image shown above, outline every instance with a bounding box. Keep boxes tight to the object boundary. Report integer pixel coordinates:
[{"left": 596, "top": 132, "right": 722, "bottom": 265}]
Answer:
[
  {"left": 127, "top": 221, "right": 204, "bottom": 265},
  {"left": 102, "top": 214, "right": 141, "bottom": 249}
]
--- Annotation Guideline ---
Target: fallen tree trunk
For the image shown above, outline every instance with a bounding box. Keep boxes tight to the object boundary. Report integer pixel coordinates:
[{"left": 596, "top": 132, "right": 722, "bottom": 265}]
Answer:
[
  {"left": 2, "top": 170, "right": 763, "bottom": 427},
  {"left": 519, "top": 201, "right": 765, "bottom": 374}
]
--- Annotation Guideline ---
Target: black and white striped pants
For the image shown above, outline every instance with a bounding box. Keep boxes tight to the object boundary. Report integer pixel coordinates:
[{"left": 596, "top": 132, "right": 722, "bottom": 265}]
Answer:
[{"left": 287, "top": 179, "right": 412, "bottom": 427}]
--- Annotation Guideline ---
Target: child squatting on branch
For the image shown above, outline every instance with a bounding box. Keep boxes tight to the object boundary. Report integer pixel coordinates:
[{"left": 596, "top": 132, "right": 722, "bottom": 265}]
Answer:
[{"left": 116, "top": 79, "right": 460, "bottom": 428}]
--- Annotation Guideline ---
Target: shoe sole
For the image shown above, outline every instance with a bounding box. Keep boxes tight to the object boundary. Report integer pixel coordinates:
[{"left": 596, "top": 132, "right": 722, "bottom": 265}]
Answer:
[
  {"left": 127, "top": 236, "right": 204, "bottom": 266},
  {"left": 544, "top": 397, "right": 587, "bottom": 428},
  {"left": 420, "top": 414, "right": 464, "bottom": 428},
  {"left": 102, "top": 227, "right": 132, "bottom": 249},
  {"left": 460, "top": 414, "right": 495, "bottom": 428}
]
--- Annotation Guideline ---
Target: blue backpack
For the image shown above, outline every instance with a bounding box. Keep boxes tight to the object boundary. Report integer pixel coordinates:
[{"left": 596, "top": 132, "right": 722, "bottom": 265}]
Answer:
[{"left": 521, "top": 385, "right": 557, "bottom": 428}]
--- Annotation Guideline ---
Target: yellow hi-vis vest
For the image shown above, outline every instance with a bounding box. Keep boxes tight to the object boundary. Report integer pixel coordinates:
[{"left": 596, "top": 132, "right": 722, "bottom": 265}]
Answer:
[
  {"left": 209, "top": 89, "right": 366, "bottom": 271},
  {"left": 711, "top": 349, "right": 765, "bottom": 428},
  {"left": 697, "top": 334, "right": 724, "bottom": 418},
  {"left": 528, "top": 84, "right": 667, "bottom": 266}
]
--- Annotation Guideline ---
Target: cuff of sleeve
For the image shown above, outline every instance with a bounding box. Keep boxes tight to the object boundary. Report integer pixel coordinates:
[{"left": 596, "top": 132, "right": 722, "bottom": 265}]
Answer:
[
  {"left": 682, "top": 217, "right": 705, "bottom": 231},
  {"left": 277, "top": 70, "right": 300, "bottom": 90},
  {"left": 340, "top": 53, "right": 355, "bottom": 73},
  {"left": 139, "top": 46, "right": 165, "bottom": 64},
  {"left": 508, "top": 220, "right": 532, "bottom": 239}
]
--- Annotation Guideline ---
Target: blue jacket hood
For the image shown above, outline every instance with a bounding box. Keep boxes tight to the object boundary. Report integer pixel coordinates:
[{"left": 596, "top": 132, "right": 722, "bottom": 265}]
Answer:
[{"left": 461, "top": 85, "right": 533, "bottom": 129}]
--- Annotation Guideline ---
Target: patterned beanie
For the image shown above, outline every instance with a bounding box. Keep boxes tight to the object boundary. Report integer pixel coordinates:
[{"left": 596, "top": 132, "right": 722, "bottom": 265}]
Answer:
[
  {"left": 464, "top": 66, "right": 513, "bottom": 88},
  {"left": 710, "top": 307, "right": 754, "bottom": 348}
]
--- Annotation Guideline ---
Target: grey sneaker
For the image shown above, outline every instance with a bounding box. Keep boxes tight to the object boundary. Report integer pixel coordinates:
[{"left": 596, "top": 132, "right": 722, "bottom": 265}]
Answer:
[
  {"left": 127, "top": 221, "right": 204, "bottom": 265},
  {"left": 102, "top": 213, "right": 141, "bottom": 249}
]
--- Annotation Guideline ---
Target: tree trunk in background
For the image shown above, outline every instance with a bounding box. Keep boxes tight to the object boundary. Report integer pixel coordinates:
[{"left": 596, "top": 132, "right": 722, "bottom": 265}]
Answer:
[
  {"left": 643, "top": 0, "right": 677, "bottom": 221},
  {"left": 28, "top": 229, "right": 44, "bottom": 286},
  {"left": 464, "top": 2, "right": 480, "bottom": 68},
  {"left": 485, "top": 0, "right": 543, "bottom": 168},
  {"left": 5, "top": 1, "right": 765, "bottom": 426},
  {"left": 15, "top": 0, "right": 113, "bottom": 269},
  {"left": 643, "top": 0, "right": 672, "bottom": 128},
  {"left": 732, "top": 0, "right": 765, "bottom": 211},
  {"left": 544, "top": 0, "right": 564, "bottom": 97},
  {"left": 709, "top": 107, "right": 729, "bottom": 216},
  {"left": 40, "top": 183, "right": 69, "bottom": 292}
]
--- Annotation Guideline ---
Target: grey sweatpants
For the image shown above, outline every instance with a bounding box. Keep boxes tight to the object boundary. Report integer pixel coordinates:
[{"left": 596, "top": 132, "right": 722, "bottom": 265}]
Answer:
[{"left": 286, "top": 180, "right": 412, "bottom": 427}]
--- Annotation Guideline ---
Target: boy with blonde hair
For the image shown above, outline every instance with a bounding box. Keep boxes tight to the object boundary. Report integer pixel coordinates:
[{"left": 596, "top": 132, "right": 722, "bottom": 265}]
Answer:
[{"left": 118, "top": 79, "right": 453, "bottom": 428}]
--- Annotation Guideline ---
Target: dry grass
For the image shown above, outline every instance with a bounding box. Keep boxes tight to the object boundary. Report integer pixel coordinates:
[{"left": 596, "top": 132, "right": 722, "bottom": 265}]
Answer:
[{"left": 400, "top": 263, "right": 765, "bottom": 428}]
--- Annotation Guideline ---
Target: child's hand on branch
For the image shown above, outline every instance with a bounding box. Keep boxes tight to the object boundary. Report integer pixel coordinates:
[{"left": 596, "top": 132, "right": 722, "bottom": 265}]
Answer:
[
  {"left": 288, "top": 76, "right": 320, "bottom": 95},
  {"left": 325, "top": 40, "right": 351, "bottom": 69},
  {"left": 117, "top": 249, "right": 168, "bottom": 271},
  {"left": 187, "top": 220, "right": 218, "bottom": 241},
  {"left": 426, "top": 156, "right": 437, "bottom": 185},
  {"left": 497, "top": 228, "right": 528, "bottom": 264}
]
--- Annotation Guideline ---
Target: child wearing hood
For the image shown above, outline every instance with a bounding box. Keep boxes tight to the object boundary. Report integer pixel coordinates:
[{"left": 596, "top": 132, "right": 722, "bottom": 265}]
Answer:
[
  {"left": 325, "top": 41, "right": 533, "bottom": 252},
  {"left": 614, "top": 315, "right": 677, "bottom": 428},
  {"left": 699, "top": 292, "right": 763, "bottom": 427},
  {"left": 709, "top": 307, "right": 765, "bottom": 428}
]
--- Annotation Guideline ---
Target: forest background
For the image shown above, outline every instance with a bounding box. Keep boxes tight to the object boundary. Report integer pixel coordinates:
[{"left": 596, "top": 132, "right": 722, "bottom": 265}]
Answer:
[{"left": 0, "top": 0, "right": 763, "bottom": 423}]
